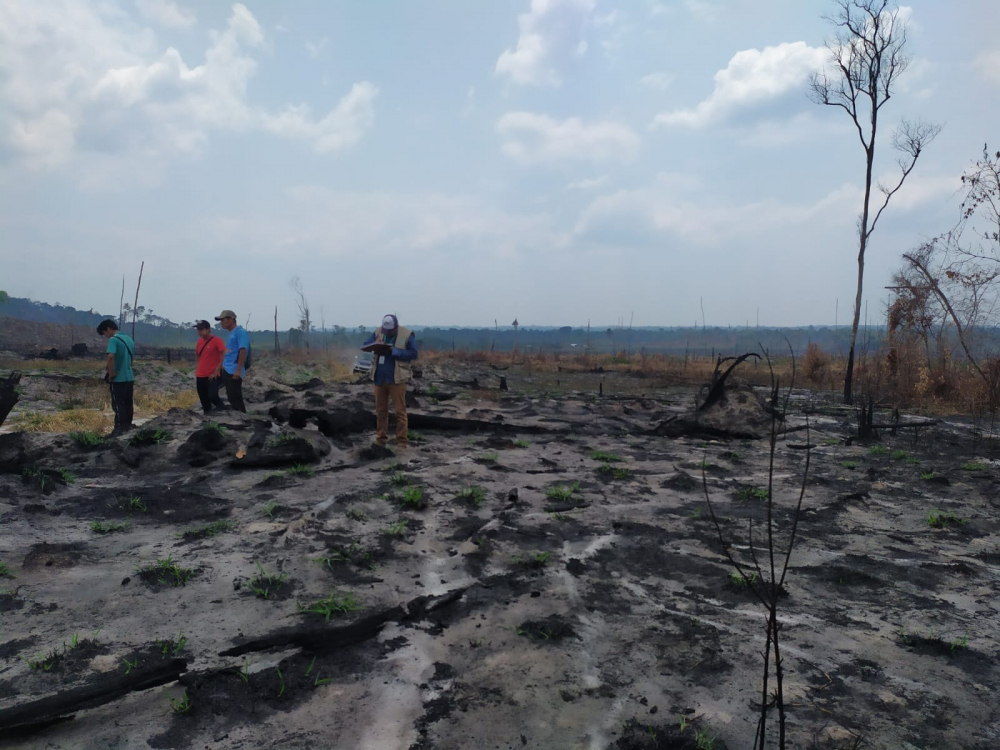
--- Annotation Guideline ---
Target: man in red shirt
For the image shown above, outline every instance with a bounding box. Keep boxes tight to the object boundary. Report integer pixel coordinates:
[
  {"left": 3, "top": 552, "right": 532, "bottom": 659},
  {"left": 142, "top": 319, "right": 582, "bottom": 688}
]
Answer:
[{"left": 194, "top": 320, "right": 226, "bottom": 414}]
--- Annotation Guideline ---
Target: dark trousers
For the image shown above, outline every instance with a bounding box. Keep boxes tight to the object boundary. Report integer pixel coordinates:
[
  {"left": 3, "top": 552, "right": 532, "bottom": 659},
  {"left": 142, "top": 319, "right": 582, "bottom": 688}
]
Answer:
[
  {"left": 196, "top": 377, "right": 225, "bottom": 413},
  {"left": 109, "top": 381, "right": 134, "bottom": 430},
  {"left": 221, "top": 371, "right": 246, "bottom": 413}
]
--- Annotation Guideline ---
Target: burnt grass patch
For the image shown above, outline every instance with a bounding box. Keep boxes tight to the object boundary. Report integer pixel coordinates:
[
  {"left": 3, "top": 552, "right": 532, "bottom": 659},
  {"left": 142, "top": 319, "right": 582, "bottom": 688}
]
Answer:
[
  {"left": 58, "top": 487, "right": 230, "bottom": 524},
  {"left": 136, "top": 556, "right": 197, "bottom": 590},
  {"left": 796, "top": 559, "right": 888, "bottom": 590},
  {"left": 516, "top": 614, "right": 577, "bottom": 643},
  {"left": 613, "top": 717, "right": 727, "bottom": 750},
  {"left": 0, "top": 635, "right": 40, "bottom": 661},
  {"left": 313, "top": 535, "right": 391, "bottom": 584},
  {"left": 243, "top": 563, "right": 294, "bottom": 601},
  {"left": 0, "top": 589, "right": 26, "bottom": 612},
  {"left": 153, "top": 642, "right": 381, "bottom": 748},
  {"left": 22, "top": 541, "right": 90, "bottom": 571},
  {"left": 660, "top": 471, "right": 700, "bottom": 492},
  {"left": 0, "top": 638, "right": 110, "bottom": 701},
  {"left": 447, "top": 515, "right": 489, "bottom": 542},
  {"left": 897, "top": 633, "right": 993, "bottom": 678}
]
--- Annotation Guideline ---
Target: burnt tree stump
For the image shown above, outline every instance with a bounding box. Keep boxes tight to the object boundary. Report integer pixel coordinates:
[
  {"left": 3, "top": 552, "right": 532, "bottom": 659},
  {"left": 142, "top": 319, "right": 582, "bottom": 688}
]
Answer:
[{"left": 0, "top": 372, "right": 21, "bottom": 429}]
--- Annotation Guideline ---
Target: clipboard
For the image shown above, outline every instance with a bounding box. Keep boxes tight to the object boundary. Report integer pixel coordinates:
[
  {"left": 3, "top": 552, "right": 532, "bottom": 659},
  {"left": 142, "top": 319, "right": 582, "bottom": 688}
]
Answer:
[{"left": 361, "top": 343, "right": 393, "bottom": 355}]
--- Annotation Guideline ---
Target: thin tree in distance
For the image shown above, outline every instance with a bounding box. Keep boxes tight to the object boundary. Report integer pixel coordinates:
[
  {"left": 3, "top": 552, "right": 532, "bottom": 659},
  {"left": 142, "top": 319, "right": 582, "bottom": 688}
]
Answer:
[
  {"left": 289, "top": 276, "right": 311, "bottom": 350},
  {"left": 809, "top": 0, "right": 941, "bottom": 404}
]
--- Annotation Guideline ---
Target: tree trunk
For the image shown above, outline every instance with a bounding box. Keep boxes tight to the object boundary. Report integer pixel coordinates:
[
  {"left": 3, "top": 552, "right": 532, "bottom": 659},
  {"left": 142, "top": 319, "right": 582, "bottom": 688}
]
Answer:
[{"left": 843, "top": 142, "right": 876, "bottom": 404}]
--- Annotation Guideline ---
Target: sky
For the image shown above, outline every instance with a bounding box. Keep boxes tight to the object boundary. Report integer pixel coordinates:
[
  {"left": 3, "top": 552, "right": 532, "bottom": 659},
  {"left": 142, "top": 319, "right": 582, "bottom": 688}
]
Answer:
[{"left": 1, "top": 0, "right": 998, "bottom": 330}]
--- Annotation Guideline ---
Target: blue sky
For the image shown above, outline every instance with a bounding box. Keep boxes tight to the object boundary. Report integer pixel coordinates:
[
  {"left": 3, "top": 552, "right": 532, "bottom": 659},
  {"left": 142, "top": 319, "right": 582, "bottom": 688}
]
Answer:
[{"left": 1, "top": 0, "right": 998, "bottom": 330}]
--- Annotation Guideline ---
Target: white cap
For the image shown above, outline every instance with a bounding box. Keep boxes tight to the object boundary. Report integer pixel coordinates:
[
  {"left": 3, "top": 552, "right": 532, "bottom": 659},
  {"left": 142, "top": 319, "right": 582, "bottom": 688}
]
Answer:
[{"left": 382, "top": 315, "right": 396, "bottom": 329}]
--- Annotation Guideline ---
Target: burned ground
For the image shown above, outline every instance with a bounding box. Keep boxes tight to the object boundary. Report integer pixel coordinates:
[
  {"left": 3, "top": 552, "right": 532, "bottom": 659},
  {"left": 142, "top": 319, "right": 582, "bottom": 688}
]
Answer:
[{"left": 0, "top": 360, "right": 998, "bottom": 749}]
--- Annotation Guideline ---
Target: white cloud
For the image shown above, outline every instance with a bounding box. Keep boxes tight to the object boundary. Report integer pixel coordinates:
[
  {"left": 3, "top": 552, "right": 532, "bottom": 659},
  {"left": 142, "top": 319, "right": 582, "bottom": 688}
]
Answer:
[
  {"left": 497, "top": 112, "right": 639, "bottom": 164},
  {"left": 573, "top": 166, "right": 955, "bottom": 248},
  {"left": 640, "top": 71, "right": 674, "bottom": 91},
  {"left": 9, "top": 109, "right": 76, "bottom": 168},
  {"left": 0, "top": 2, "right": 376, "bottom": 180},
  {"left": 567, "top": 176, "right": 608, "bottom": 190},
  {"left": 207, "top": 185, "right": 555, "bottom": 262},
  {"left": 461, "top": 86, "right": 476, "bottom": 118},
  {"left": 974, "top": 50, "right": 1000, "bottom": 86},
  {"left": 495, "top": 0, "right": 595, "bottom": 87},
  {"left": 654, "top": 42, "right": 826, "bottom": 128},
  {"left": 880, "top": 173, "right": 960, "bottom": 211},
  {"left": 305, "top": 37, "right": 329, "bottom": 60},
  {"left": 594, "top": 10, "right": 618, "bottom": 26},
  {"left": 261, "top": 83, "right": 378, "bottom": 154},
  {"left": 135, "top": 0, "right": 196, "bottom": 29},
  {"left": 684, "top": 0, "right": 718, "bottom": 22},
  {"left": 573, "top": 173, "right": 859, "bottom": 246}
]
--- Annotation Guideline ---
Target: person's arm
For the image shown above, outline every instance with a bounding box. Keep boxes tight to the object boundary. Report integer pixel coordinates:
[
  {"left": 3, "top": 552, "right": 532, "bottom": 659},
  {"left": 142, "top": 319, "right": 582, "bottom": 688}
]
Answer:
[
  {"left": 211, "top": 338, "right": 223, "bottom": 379},
  {"left": 233, "top": 348, "right": 247, "bottom": 378},
  {"left": 233, "top": 329, "right": 249, "bottom": 378},
  {"left": 105, "top": 339, "right": 117, "bottom": 380},
  {"left": 362, "top": 332, "right": 376, "bottom": 347},
  {"left": 392, "top": 332, "right": 418, "bottom": 361}
]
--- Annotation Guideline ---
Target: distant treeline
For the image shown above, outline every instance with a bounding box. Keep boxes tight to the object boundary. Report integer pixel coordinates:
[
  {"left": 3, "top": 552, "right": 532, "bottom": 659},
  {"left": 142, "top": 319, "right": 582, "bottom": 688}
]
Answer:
[{"left": 4, "top": 295, "right": 1000, "bottom": 358}]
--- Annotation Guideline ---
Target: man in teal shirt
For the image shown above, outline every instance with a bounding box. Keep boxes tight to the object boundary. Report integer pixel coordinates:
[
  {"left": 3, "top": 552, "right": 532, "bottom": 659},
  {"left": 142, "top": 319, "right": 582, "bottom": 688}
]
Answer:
[{"left": 97, "top": 319, "right": 135, "bottom": 436}]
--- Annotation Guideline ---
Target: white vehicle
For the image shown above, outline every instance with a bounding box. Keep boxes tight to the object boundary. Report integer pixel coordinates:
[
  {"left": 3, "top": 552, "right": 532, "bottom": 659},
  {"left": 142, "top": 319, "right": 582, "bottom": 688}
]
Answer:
[{"left": 353, "top": 352, "right": 373, "bottom": 374}]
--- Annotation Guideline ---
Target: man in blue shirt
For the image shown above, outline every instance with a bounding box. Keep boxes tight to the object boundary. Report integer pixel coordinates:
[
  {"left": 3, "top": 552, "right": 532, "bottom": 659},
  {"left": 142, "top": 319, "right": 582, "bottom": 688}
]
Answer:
[
  {"left": 97, "top": 319, "right": 135, "bottom": 437},
  {"left": 215, "top": 310, "right": 249, "bottom": 413},
  {"left": 363, "top": 314, "right": 418, "bottom": 448}
]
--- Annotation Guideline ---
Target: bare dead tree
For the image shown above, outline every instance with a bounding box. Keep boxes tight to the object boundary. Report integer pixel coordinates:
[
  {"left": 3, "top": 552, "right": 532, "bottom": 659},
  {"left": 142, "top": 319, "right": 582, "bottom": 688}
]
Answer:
[
  {"left": 899, "top": 146, "right": 1000, "bottom": 409},
  {"left": 957, "top": 144, "right": 1000, "bottom": 262},
  {"left": 903, "top": 248, "right": 1000, "bottom": 406},
  {"left": 273, "top": 306, "right": 280, "bottom": 355},
  {"left": 131, "top": 262, "right": 144, "bottom": 340},
  {"left": 289, "top": 276, "right": 311, "bottom": 350},
  {"left": 809, "top": 0, "right": 941, "bottom": 404},
  {"left": 118, "top": 275, "right": 125, "bottom": 329},
  {"left": 702, "top": 346, "right": 810, "bottom": 750}
]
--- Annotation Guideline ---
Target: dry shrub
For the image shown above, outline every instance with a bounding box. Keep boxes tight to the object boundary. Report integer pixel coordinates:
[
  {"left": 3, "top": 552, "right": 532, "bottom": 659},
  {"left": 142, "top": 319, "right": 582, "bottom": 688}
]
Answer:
[
  {"left": 271, "top": 350, "right": 353, "bottom": 382},
  {"left": 423, "top": 349, "right": 803, "bottom": 389},
  {"left": 10, "top": 409, "right": 114, "bottom": 434},
  {"left": 135, "top": 388, "right": 199, "bottom": 414},
  {"left": 802, "top": 342, "right": 831, "bottom": 383}
]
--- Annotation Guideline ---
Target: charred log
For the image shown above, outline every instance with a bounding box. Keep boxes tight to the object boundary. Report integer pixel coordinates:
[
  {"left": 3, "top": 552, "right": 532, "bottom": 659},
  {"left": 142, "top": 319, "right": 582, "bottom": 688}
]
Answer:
[{"left": 0, "top": 371, "right": 21, "bottom": 428}]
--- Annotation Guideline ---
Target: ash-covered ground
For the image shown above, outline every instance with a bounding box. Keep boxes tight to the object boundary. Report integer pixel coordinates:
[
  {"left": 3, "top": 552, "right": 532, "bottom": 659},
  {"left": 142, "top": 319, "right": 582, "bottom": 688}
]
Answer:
[{"left": 1, "top": 360, "right": 998, "bottom": 749}]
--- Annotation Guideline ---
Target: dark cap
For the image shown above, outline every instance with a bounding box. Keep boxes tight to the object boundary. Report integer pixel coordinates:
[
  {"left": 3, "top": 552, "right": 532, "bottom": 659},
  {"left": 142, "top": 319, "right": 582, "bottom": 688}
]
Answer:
[{"left": 194, "top": 320, "right": 211, "bottom": 330}]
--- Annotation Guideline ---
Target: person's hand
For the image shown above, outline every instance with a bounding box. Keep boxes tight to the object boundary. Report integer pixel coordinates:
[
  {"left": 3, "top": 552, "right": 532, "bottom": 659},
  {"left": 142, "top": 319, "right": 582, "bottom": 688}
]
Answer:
[
  {"left": 233, "top": 372, "right": 242, "bottom": 380},
  {"left": 211, "top": 369, "right": 221, "bottom": 380}
]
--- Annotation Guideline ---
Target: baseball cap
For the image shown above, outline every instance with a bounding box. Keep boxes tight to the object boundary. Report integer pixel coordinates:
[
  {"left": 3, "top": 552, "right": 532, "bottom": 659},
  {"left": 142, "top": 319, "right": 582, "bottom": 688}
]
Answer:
[
  {"left": 381, "top": 314, "right": 397, "bottom": 329},
  {"left": 194, "top": 320, "right": 211, "bottom": 330},
  {"left": 214, "top": 310, "right": 237, "bottom": 321}
]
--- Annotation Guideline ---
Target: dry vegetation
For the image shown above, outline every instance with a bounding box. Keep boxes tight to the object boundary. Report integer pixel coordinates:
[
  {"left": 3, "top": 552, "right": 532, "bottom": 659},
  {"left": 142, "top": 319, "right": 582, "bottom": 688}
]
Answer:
[{"left": 4, "top": 351, "right": 354, "bottom": 435}]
